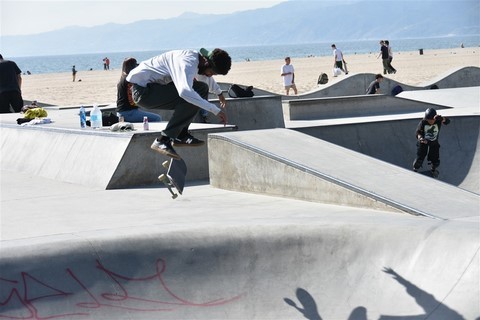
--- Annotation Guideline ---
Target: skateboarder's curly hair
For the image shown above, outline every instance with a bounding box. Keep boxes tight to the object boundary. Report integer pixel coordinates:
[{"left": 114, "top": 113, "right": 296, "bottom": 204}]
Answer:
[{"left": 210, "top": 49, "right": 232, "bottom": 75}]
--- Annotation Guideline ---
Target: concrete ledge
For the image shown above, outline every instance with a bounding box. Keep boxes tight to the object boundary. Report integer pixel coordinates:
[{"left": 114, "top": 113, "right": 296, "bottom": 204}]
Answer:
[
  {"left": 0, "top": 123, "right": 236, "bottom": 189},
  {"left": 151, "top": 95, "right": 285, "bottom": 131},
  {"left": 283, "top": 94, "right": 448, "bottom": 121},
  {"left": 208, "top": 128, "right": 479, "bottom": 219}
]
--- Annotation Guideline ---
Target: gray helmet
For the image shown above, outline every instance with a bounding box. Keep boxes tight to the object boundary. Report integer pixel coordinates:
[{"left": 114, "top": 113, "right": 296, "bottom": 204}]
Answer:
[{"left": 425, "top": 108, "right": 437, "bottom": 120}]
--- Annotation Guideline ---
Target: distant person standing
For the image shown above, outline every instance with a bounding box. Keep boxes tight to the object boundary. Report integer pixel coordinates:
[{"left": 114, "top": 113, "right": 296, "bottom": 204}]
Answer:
[
  {"left": 385, "top": 40, "right": 397, "bottom": 74},
  {"left": 281, "top": 57, "right": 297, "bottom": 95},
  {"left": 105, "top": 57, "right": 110, "bottom": 70},
  {"left": 377, "top": 40, "right": 393, "bottom": 74},
  {"left": 366, "top": 74, "right": 383, "bottom": 94},
  {"left": 0, "top": 54, "right": 23, "bottom": 113},
  {"left": 72, "top": 65, "right": 77, "bottom": 82},
  {"left": 331, "top": 44, "right": 348, "bottom": 75}
]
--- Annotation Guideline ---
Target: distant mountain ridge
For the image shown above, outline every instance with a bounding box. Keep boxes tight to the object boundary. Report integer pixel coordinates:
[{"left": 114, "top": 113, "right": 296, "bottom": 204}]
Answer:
[{"left": 2, "top": 0, "right": 478, "bottom": 57}]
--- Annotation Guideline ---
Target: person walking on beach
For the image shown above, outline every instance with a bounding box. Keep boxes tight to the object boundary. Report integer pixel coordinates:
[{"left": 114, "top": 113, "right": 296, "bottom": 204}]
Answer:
[
  {"left": 377, "top": 40, "right": 394, "bottom": 74},
  {"left": 126, "top": 48, "right": 231, "bottom": 160},
  {"left": 331, "top": 44, "right": 348, "bottom": 75},
  {"left": 116, "top": 57, "right": 162, "bottom": 123},
  {"left": 366, "top": 74, "right": 383, "bottom": 94},
  {"left": 385, "top": 40, "right": 397, "bottom": 74},
  {"left": 72, "top": 65, "right": 77, "bottom": 82},
  {"left": 0, "top": 54, "right": 23, "bottom": 113},
  {"left": 413, "top": 108, "right": 450, "bottom": 175},
  {"left": 281, "top": 57, "right": 297, "bottom": 95}
]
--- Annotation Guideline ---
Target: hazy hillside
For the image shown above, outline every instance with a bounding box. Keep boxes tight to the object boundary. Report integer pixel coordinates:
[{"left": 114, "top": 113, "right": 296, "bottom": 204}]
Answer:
[{"left": 1, "top": 0, "right": 478, "bottom": 57}]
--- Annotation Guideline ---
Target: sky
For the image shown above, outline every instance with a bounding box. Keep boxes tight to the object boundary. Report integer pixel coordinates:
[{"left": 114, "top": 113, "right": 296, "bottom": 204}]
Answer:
[{"left": 0, "top": 0, "right": 286, "bottom": 36}]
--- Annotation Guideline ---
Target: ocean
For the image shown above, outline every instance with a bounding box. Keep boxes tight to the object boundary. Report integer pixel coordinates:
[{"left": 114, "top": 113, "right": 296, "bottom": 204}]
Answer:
[{"left": 11, "top": 35, "right": 480, "bottom": 75}]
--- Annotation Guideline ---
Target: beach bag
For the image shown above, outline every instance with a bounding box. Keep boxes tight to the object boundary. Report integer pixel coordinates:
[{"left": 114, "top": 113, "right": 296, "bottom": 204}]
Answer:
[
  {"left": 333, "top": 67, "right": 342, "bottom": 77},
  {"left": 228, "top": 84, "right": 254, "bottom": 98},
  {"left": 317, "top": 73, "right": 329, "bottom": 85},
  {"left": 102, "top": 111, "right": 119, "bottom": 126}
]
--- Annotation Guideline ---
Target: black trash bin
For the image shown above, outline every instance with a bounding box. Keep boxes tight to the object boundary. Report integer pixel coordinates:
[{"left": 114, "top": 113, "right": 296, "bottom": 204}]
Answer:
[{"left": 419, "top": 48, "right": 424, "bottom": 55}]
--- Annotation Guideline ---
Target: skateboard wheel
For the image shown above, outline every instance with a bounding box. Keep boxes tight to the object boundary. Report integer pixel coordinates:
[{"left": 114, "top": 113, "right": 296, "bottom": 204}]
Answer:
[
  {"left": 162, "top": 160, "right": 169, "bottom": 169},
  {"left": 158, "top": 174, "right": 167, "bottom": 182}
]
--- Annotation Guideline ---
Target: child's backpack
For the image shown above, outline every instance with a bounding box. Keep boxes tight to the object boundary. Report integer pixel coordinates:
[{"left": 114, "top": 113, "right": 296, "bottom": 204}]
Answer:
[
  {"left": 228, "top": 84, "right": 254, "bottom": 98},
  {"left": 317, "top": 73, "right": 329, "bottom": 85}
]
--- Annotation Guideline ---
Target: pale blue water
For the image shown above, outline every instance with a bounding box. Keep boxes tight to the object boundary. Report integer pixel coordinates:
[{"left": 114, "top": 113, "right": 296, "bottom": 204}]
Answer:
[{"left": 12, "top": 35, "right": 480, "bottom": 75}]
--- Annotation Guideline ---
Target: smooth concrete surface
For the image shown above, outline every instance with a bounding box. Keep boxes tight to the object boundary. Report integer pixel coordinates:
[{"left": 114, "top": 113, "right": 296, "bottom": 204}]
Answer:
[
  {"left": 208, "top": 128, "right": 479, "bottom": 220},
  {"left": 296, "top": 116, "right": 480, "bottom": 195},
  {"left": 0, "top": 109, "right": 237, "bottom": 189},
  {"left": 1, "top": 82, "right": 480, "bottom": 319},
  {"left": 146, "top": 95, "right": 285, "bottom": 131},
  {"left": 1, "top": 170, "right": 479, "bottom": 319}
]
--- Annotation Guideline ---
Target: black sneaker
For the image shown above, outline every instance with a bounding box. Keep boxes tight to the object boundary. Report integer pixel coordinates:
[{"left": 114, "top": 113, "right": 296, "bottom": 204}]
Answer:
[
  {"left": 173, "top": 132, "right": 205, "bottom": 147},
  {"left": 151, "top": 137, "right": 181, "bottom": 160}
]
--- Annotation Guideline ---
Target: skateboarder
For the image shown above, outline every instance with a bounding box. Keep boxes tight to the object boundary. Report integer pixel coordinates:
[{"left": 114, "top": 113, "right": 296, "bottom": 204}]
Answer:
[
  {"left": 127, "top": 48, "right": 231, "bottom": 160},
  {"left": 413, "top": 108, "right": 450, "bottom": 174}
]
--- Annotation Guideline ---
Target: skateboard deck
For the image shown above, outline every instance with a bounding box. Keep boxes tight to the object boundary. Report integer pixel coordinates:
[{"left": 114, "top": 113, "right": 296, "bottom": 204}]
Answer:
[{"left": 158, "top": 158, "right": 187, "bottom": 199}]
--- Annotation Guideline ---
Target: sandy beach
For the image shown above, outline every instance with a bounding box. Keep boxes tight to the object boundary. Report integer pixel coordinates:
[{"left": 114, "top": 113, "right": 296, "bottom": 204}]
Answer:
[{"left": 20, "top": 47, "right": 480, "bottom": 106}]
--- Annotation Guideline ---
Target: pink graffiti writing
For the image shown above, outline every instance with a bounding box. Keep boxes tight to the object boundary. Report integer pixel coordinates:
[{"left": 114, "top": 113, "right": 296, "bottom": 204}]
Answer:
[{"left": 0, "top": 258, "right": 242, "bottom": 319}]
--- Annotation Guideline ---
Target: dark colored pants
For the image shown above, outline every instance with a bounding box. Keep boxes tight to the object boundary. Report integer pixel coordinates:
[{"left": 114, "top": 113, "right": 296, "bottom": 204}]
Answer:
[
  {"left": 414, "top": 140, "right": 440, "bottom": 169},
  {"left": 0, "top": 90, "right": 23, "bottom": 113},
  {"left": 132, "top": 81, "right": 208, "bottom": 139}
]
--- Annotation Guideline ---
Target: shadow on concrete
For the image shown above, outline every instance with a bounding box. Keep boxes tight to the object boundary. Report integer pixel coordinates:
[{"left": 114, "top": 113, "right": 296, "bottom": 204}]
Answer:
[
  {"left": 284, "top": 268, "right": 467, "bottom": 320},
  {"left": 284, "top": 288, "right": 321, "bottom": 320}
]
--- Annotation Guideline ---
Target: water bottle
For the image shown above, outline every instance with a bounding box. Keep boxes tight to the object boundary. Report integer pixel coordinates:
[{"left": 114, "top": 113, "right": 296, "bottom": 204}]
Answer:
[
  {"left": 90, "top": 104, "right": 102, "bottom": 129},
  {"left": 143, "top": 116, "right": 149, "bottom": 131},
  {"left": 79, "top": 105, "right": 86, "bottom": 128}
]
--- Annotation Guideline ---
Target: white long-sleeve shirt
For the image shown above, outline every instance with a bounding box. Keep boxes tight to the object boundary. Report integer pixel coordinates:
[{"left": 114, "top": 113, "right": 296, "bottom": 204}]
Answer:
[{"left": 126, "top": 50, "right": 222, "bottom": 115}]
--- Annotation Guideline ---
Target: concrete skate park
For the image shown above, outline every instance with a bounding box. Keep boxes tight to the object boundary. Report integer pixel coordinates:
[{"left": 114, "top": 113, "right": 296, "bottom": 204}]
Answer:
[{"left": 1, "top": 67, "right": 479, "bottom": 319}]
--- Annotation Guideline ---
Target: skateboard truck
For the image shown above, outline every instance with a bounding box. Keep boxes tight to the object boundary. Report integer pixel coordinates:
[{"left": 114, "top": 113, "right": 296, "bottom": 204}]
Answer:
[
  {"left": 158, "top": 173, "right": 178, "bottom": 199},
  {"left": 159, "top": 160, "right": 177, "bottom": 199}
]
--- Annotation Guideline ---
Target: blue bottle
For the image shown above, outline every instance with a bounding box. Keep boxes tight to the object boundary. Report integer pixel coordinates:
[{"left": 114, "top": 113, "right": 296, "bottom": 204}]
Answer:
[{"left": 79, "top": 105, "right": 86, "bottom": 128}]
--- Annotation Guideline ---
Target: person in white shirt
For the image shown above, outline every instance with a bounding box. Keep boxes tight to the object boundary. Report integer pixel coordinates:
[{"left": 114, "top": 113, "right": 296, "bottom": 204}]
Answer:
[
  {"left": 280, "top": 57, "right": 297, "bottom": 95},
  {"left": 127, "top": 48, "right": 231, "bottom": 160},
  {"left": 331, "top": 44, "right": 348, "bottom": 75}
]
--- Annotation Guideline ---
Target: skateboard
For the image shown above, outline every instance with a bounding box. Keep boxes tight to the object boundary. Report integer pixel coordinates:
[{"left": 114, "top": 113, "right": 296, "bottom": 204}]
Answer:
[{"left": 158, "top": 158, "right": 187, "bottom": 199}]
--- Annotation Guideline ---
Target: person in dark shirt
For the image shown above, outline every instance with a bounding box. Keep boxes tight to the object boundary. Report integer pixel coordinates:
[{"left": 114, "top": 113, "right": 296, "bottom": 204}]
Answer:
[
  {"left": 413, "top": 108, "right": 450, "bottom": 174},
  {"left": 0, "top": 54, "right": 23, "bottom": 113},
  {"left": 116, "top": 57, "right": 162, "bottom": 123},
  {"left": 366, "top": 74, "right": 383, "bottom": 94}
]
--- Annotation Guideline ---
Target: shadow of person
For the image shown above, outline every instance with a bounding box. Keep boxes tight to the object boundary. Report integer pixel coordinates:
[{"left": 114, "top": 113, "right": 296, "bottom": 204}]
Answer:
[
  {"left": 347, "top": 306, "right": 368, "bottom": 320},
  {"left": 284, "top": 287, "right": 322, "bottom": 320},
  {"left": 380, "top": 267, "right": 465, "bottom": 320}
]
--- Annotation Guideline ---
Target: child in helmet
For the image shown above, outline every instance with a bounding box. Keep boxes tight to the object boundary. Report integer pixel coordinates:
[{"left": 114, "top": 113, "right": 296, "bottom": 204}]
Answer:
[{"left": 413, "top": 108, "right": 450, "bottom": 174}]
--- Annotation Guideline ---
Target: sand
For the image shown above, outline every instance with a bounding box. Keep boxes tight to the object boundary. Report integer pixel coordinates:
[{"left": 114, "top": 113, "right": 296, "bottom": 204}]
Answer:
[{"left": 20, "top": 47, "right": 480, "bottom": 106}]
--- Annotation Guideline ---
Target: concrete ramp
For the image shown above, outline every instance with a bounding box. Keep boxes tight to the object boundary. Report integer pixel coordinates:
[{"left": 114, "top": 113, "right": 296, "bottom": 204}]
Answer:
[
  {"left": 1, "top": 209, "right": 478, "bottom": 319},
  {"left": 208, "top": 128, "right": 479, "bottom": 219},
  {"left": 297, "top": 116, "right": 480, "bottom": 194},
  {"left": 0, "top": 123, "right": 234, "bottom": 189}
]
